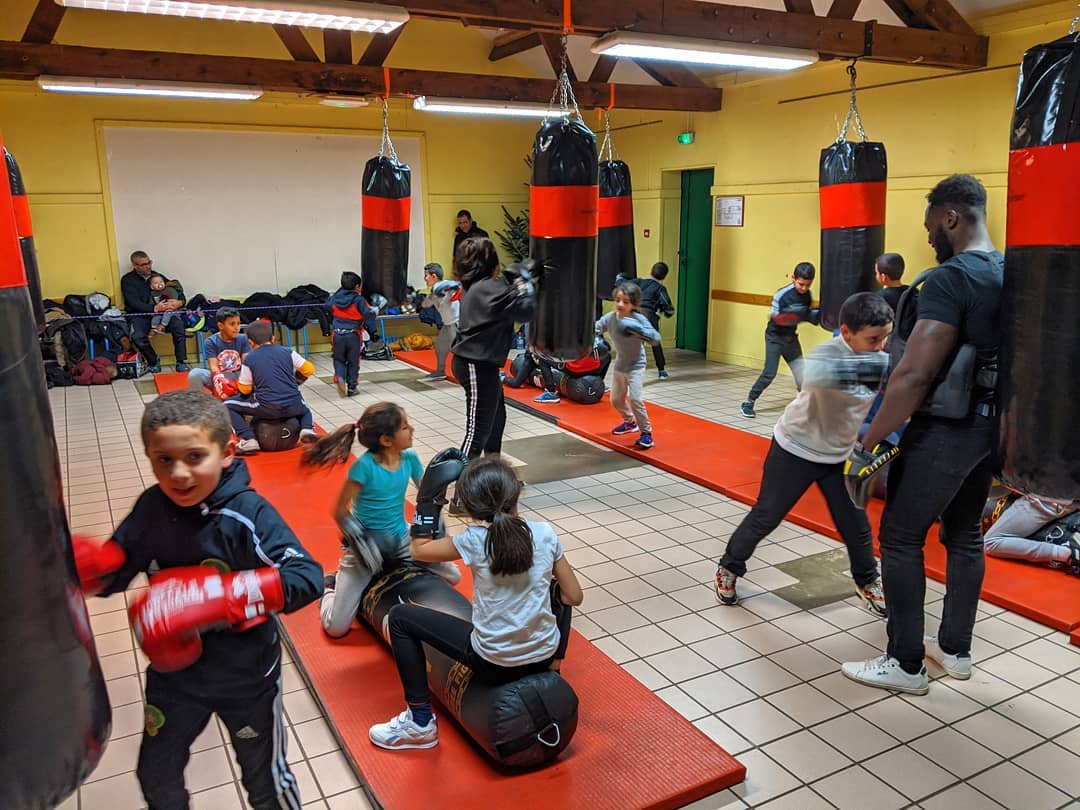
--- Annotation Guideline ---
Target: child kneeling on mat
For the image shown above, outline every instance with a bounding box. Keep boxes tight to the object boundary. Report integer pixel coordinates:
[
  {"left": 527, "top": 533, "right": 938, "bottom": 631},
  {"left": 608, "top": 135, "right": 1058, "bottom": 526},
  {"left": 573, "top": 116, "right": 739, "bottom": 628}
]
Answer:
[
  {"left": 715, "top": 292, "right": 894, "bottom": 617},
  {"left": 369, "top": 457, "right": 584, "bottom": 750},
  {"left": 301, "top": 402, "right": 462, "bottom": 638}
]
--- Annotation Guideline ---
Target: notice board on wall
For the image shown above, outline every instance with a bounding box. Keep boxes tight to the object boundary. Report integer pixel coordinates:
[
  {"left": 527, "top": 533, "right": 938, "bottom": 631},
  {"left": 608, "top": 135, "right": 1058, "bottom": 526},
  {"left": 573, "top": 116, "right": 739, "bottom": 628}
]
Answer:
[{"left": 103, "top": 125, "right": 426, "bottom": 297}]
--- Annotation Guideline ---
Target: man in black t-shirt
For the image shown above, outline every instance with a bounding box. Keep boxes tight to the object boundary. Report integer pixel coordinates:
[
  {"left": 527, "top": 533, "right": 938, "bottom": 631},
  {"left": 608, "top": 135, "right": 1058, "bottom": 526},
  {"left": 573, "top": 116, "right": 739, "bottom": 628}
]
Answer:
[
  {"left": 453, "top": 209, "right": 489, "bottom": 255},
  {"left": 842, "top": 175, "right": 1003, "bottom": 697}
]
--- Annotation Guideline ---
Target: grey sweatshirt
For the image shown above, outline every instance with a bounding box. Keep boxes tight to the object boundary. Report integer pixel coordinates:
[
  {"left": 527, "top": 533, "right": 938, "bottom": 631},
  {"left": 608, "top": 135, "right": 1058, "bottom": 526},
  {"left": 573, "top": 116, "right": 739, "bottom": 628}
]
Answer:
[
  {"left": 595, "top": 311, "right": 661, "bottom": 373},
  {"left": 773, "top": 336, "right": 887, "bottom": 464}
]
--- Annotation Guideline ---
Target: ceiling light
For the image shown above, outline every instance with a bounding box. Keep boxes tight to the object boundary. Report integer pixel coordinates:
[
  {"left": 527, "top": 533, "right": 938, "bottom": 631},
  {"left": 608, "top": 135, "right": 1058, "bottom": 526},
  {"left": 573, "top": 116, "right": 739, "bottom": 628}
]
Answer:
[
  {"left": 592, "top": 32, "right": 818, "bottom": 71},
  {"left": 54, "top": 0, "right": 409, "bottom": 33},
  {"left": 37, "top": 76, "right": 263, "bottom": 100},
  {"left": 413, "top": 96, "right": 554, "bottom": 118},
  {"left": 319, "top": 95, "right": 371, "bottom": 108}
]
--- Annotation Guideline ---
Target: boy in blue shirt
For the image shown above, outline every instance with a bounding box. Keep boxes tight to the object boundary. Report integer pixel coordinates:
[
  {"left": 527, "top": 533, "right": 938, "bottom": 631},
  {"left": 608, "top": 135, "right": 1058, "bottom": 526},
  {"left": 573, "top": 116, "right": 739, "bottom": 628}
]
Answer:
[
  {"left": 187, "top": 306, "right": 250, "bottom": 399},
  {"left": 328, "top": 271, "right": 377, "bottom": 397}
]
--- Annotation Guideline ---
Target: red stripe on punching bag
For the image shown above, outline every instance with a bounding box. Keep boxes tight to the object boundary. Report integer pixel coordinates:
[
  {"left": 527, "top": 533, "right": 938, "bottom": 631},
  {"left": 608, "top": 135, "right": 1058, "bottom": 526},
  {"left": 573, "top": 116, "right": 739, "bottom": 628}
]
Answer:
[
  {"left": 362, "top": 195, "right": 411, "bottom": 232},
  {"left": 0, "top": 139, "right": 27, "bottom": 290},
  {"left": 598, "top": 195, "right": 633, "bottom": 229},
  {"left": 12, "top": 195, "right": 32, "bottom": 238},
  {"left": 819, "top": 182, "right": 887, "bottom": 229},
  {"left": 1007, "top": 144, "right": 1080, "bottom": 247},
  {"left": 530, "top": 185, "right": 599, "bottom": 238}
]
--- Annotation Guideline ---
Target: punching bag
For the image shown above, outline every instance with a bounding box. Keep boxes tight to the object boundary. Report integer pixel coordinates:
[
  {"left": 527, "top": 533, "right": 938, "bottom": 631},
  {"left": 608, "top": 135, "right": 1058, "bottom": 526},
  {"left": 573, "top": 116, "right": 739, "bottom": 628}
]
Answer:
[
  {"left": 997, "top": 32, "right": 1080, "bottom": 502},
  {"left": 253, "top": 417, "right": 301, "bottom": 452},
  {"left": 5, "top": 148, "right": 45, "bottom": 332},
  {"left": 818, "top": 141, "right": 887, "bottom": 331},
  {"left": 597, "top": 160, "right": 636, "bottom": 300},
  {"left": 530, "top": 117, "right": 598, "bottom": 362},
  {"left": 0, "top": 132, "right": 111, "bottom": 809},
  {"left": 361, "top": 155, "right": 410, "bottom": 307},
  {"left": 361, "top": 563, "right": 578, "bottom": 769}
]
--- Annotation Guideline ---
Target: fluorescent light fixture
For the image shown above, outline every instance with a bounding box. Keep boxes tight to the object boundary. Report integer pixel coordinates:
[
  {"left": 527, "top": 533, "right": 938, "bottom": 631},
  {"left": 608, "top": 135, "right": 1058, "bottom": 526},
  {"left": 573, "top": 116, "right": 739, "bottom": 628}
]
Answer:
[
  {"left": 54, "top": 0, "right": 409, "bottom": 33},
  {"left": 413, "top": 96, "right": 553, "bottom": 118},
  {"left": 37, "top": 76, "right": 263, "bottom": 100},
  {"left": 591, "top": 32, "right": 818, "bottom": 71},
  {"left": 319, "top": 95, "right": 371, "bottom": 108}
]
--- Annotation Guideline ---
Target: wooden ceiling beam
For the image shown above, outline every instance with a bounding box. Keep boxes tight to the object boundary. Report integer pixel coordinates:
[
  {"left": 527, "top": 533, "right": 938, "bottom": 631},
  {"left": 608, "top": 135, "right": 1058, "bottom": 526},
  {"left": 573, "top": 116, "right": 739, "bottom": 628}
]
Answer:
[
  {"left": 398, "top": 0, "right": 987, "bottom": 69},
  {"left": 489, "top": 30, "right": 542, "bottom": 61},
  {"left": 323, "top": 30, "right": 352, "bottom": 64},
  {"left": 588, "top": 54, "right": 618, "bottom": 83},
  {"left": 21, "top": 0, "right": 66, "bottom": 44},
  {"left": 826, "top": 0, "right": 862, "bottom": 20},
  {"left": 0, "top": 40, "right": 723, "bottom": 111},
  {"left": 632, "top": 60, "right": 707, "bottom": 88},
  {"left": 783, "top": 0, "right": 816, "bottom": 14},
  {"left": 358, "top": 26, "right": 405, "bottom": 67},
  {"left": 539, "top": 32, "right": 575, "bottom": 81},
  {"left": 273, "top": 24, "right": 319, "bottom": 62},
  {"left": 896, "top": 0, "right": 976, "bottom": 35}
]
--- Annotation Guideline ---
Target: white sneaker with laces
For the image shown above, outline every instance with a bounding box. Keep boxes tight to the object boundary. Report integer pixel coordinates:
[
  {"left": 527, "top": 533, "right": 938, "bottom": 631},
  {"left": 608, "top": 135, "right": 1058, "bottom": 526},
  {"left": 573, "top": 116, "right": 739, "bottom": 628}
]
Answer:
[
  {"left": 841, "top": 654, "right": 929, "bottom": 695},
  {"left": 236, "top": 438, "right": 260, "bottom": 455},
  {"left": 369, "top": 709, "right": 438, "bottom": 750},
  {"left": 855, "top": 579, "right": 887, "bottom": 618},
  {"left": 924, "top": 636, "right": 972, "bottom": 679},
  {"left": 715, "top": 567, "right": 738, "bottom": 605}
]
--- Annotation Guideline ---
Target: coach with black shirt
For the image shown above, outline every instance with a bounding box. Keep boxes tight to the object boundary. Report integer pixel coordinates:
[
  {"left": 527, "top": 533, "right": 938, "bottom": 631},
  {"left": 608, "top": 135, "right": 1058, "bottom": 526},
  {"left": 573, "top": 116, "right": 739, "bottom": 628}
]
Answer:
[
  {"left": 842, "top": 175, "right": 1003, "bottom": 695},
  {"left": 121, "top": 250, "right": 189, "bottom": 373}
]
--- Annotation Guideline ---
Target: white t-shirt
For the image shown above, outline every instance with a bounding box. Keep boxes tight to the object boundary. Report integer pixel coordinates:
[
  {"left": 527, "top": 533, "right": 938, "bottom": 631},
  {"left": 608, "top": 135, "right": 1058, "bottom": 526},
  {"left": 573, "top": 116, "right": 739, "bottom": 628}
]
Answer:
[{"left": 452, "top": 520, "right": 563, "bottom": 667}]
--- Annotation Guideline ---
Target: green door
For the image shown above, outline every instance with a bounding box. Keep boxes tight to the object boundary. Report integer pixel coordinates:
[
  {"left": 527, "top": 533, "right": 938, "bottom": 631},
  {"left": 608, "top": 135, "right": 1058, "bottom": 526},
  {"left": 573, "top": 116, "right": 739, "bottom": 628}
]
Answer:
[{"left": 676, "top": 168, "right": 714, "bottom": 352}]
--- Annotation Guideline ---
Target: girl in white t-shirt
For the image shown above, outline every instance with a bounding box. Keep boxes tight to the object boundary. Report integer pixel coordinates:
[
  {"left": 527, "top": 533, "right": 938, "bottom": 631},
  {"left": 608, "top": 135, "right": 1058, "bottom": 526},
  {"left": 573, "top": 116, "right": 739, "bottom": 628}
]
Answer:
[{"left": 368, "top": 457, "right": 584, "bottom": 751}]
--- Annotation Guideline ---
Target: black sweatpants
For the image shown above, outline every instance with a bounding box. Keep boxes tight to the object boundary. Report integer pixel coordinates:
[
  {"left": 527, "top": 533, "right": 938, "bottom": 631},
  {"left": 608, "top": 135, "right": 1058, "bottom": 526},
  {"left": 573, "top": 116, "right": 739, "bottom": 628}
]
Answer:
[
  {"left": 130, "top": 314, "right": 187, "bottom": 365},
  {"left": 720, "top": 440, "right": 878, "bottom": 587},
  {"left": 880, "top": 414, "right": 994, "bottom": 673},
  {"left": 332, "top": 330, "right": 361, "bottom": 390},
  {"left": 137, "top": 669, "right": 300, "bottom": 810},
  {"left": 747, "top": 331, "right": 802, "bottom": 402},
  {"left": 453, "top": 356, "right": 506, "bottom": 459},
  {"left": 646, "top": 312, "right": 666, "bottom": 372},
  {"left": 388, "top": 584, "right": 572, "bottom": 707}
]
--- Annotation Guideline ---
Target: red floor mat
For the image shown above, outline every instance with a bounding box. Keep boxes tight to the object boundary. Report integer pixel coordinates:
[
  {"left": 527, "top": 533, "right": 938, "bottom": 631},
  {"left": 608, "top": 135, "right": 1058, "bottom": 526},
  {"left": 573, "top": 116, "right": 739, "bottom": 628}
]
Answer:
[
  {"left": 242, "top": 447, "right": 746, "bottom": 808},
  {"left": 152, "top": 372, "right": 190, "bottom": 393},
  {"left": 397, "top": 350, "right": 1080, "bottom": 642}
]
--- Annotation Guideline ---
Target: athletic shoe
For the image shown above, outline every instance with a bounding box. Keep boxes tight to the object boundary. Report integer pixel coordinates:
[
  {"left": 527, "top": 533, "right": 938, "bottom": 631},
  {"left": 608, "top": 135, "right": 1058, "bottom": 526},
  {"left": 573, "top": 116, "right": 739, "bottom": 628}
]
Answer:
[
  {"left": 924, "top": 636, "right": 972, "bottom": 679},
  {"left": 236, "top": 438, "right": 260, "bottom": 455},
  {"left": 841, "top": 654, "right": 929, "bottom": 695},
  {"left": 347, "top": 388, "right": 359, "bottom": 397},
  {"left": 740, "top": 401, "right": 756, "bottom": 418},
  {"left": 299, "top": 428, "right": 319, "bottom": 444},
  {"left": 856, "top": 579, "right": 888, "bottom": 618},
  {"left": 175, "top": 362, "right": 190, "bottom": 372},
  {"left": 534, "top": 391, "right": 561, "bottom": 404},
  {"left": 419, "top": 372, "right": 447, "bottom": 382},
  {"left": 336, "top": 380, "right": 348, "bottom": 397},
  {"left": 635, "top": 432, "right": 654, "bottom": 450},
  {"left": 149, "top": 363, "right": 162, "bottom": 374},
  {"left": 715, "top": 567, "right": 738, "bottom": 605},
  {"left": 658, "top": 370, "right": 669, "bottom": 380},
  {"left": 369, "top": 709, "right": 438, "bottom": 750},
  {"left": 611, "top": 421, "right": 639, "bottom": 435}
]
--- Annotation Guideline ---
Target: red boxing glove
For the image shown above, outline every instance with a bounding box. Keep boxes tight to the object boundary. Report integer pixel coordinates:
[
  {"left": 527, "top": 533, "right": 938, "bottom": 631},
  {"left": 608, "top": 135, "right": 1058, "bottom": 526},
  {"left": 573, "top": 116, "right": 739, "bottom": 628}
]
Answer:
[
  {"left": 128, "top": 566, "right": 285, "bottom": 672},
  {"left": 212, "top": 373, "right": 238, "bottom": 400},
  {"left": 71, "top": 535, "right": 126, "bottom": 595}
]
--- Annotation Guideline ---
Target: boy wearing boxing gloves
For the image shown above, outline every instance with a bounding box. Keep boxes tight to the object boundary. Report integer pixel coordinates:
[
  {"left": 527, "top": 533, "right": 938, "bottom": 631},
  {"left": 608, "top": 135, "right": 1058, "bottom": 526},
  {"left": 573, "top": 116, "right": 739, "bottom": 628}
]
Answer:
[{"left": 72, "top": 389, "right": 323, "bottom": 810}]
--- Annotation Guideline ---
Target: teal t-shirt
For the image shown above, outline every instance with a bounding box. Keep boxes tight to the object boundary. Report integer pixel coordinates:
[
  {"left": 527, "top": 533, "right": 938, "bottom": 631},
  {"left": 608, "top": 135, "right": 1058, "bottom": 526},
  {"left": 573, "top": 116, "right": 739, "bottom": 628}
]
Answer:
[{"left": 348, "top": 449, "right": 424, "bottom": 536}]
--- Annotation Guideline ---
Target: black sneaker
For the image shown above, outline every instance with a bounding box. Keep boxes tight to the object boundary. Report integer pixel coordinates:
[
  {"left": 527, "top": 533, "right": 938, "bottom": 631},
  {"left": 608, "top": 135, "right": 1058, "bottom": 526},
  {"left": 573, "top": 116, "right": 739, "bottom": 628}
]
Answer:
[
  {"left": 347, "top": 388, "right": 359, "bottom": 397},
  {"left": 175, "top": 362, "right": 190, "bottom": 372},
  {"left": 740, "top": 401, "right": 756, "bottom": 418},
  {"left": 149, "top": 363, "right": 162, "bottom": 374}
]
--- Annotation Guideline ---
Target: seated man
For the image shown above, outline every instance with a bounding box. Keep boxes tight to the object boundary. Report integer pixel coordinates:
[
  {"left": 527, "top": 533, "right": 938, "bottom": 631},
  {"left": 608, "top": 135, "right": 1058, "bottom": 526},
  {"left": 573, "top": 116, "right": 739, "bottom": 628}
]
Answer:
[
  {"left": 121, "top": 250, "right": 189, "bottom": 373},
  {"left": 984, "top": 494, "right": 1079, "bottom": 573},
  {"left": 223, "top": 320, "right": 317, "bottom": 454},
  {"left": 187, "top": 306, "right": 249, "bottom": 399}
]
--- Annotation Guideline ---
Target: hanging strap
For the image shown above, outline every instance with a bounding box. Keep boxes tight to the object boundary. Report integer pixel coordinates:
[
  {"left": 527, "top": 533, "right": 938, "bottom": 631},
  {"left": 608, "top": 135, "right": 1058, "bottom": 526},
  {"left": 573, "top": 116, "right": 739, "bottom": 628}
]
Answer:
[
  {"left": 379, "top": 70, "right": 398, "bottom": 161},
  {"left": 837, "top": 60, "right": 868, "bottom": 143},
  {"left": 599, "top": 108, "right": 619, "bottom": 162},
  {"left": 563, "top": 0, "right": 575, "bottom": 34},
  {"left": 546, "top": 32, "right": 583, "bottom": 122}
]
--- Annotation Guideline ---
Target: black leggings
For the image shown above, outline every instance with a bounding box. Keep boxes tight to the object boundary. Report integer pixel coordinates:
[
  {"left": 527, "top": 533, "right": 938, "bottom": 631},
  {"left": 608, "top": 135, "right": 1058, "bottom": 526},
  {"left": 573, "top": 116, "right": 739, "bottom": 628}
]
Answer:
[
  {"left": 507, "top": 353, "right": 557, "bottom": 392},
  {"left": 388, "top": 586, "right": 572, "bottom": 707},
  {"left": 453, "top": 356, "right": 506, "bottom": 459}
]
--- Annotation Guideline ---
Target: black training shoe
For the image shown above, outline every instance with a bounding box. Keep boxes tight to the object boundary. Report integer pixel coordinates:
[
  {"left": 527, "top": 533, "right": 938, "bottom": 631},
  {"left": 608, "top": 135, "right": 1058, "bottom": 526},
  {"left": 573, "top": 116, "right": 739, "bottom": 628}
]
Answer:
[{"left": 740, "top": 401, "right": 756, "bottom": 418}]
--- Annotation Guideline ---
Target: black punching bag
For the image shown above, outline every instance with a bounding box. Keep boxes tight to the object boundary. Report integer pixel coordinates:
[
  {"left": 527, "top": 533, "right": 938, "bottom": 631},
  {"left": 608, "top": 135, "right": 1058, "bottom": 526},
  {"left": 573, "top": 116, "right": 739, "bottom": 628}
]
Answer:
[
  {"left": 597, "top": 160, "right": 636, "bottom": 300},
  {"left": 530, "top": 117, "right": 598, "bottom": 362},
  {"left": 997, "top": 32, "right": 1080, "bottom": 501},
  {"left": 5, "top": 148, "right": 45, "bottom": 332},
  {"left": 0, "top": 132, "right": 111, "bottom": 809},
  {"left": 361, "top": 156, "right": 410, "bottom": 307},
  {"left": 818, "top": 142, "right": 887, "bottom": 331},
  {"left": 361, "top": 564, "right": 578, "bottom": 769}
]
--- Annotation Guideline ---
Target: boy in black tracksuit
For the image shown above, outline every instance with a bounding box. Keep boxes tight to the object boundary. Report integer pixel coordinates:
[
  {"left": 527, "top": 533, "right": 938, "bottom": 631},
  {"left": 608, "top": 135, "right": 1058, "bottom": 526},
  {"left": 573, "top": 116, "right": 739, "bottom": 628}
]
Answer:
[
  {"left": 637, "top": 262, "right": 675, "bottom": 379},
  {"left": 85, "top": 390, "right": 323, "bottom": 810},
  {"left": 328, "top": 270, "right": 378, "bottom": 397},
  {"left": 741, "top": 262, "right": 819, "bottom": 418}
]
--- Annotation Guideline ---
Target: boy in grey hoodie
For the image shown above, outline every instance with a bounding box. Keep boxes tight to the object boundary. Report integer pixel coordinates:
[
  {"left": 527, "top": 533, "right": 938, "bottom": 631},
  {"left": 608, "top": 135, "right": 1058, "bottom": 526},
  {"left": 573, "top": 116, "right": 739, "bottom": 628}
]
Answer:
[
  {"left": 595, "top": 280, "right": 662, "bottom": 450},
  {"left": 418, "top": 262, "right": 461, "bottom": 381}
]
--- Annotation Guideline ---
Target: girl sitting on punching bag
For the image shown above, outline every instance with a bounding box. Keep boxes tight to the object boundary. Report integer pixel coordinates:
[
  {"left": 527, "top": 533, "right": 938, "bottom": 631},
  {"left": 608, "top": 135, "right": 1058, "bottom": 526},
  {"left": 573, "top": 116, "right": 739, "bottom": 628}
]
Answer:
[{"left": 369, "top": 457, "right": 584, "bottom": 750}]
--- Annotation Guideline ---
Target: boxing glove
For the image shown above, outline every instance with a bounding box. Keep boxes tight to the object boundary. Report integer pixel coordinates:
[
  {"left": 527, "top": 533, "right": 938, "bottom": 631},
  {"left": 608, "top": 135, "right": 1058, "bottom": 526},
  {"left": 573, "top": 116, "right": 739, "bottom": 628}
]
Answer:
[
  {"left": 502, "top": 259, "right": 537, "bottom": 301},
  {"left": 844, "top": 441, "right": 899, "bottom": 509},
  {"left": 71, "top": 534, "right": 126, "bottom": 595},
  {"left": 411, "top": 448, "right": 468, "bottom": 538},
  {"left": 212, "top": 372, "right": 238, "bottom": 400},
  {"left": 808, "top": 353, "right": 889, "bottom": 392},
  {"left": 622, "top": 315, "right": 660, "bottom": 345},
  {"left": 803, "top": 307, "right": 821, "bottom": 326},
  {"left": 432, "top": 279, "right": 462, "bottom": 298},
  {"left": 338, "top": 514, "right": 383, "bottom": 574},
  {"left": 128, "top": 566, "right": 285, "bottom": 672}
]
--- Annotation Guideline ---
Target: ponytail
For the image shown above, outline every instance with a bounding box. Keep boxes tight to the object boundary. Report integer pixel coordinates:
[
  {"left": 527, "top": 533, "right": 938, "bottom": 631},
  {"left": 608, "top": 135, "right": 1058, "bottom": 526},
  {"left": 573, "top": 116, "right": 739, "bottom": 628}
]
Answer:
[
  {"left": 456, "top": 455, "right": 532, "bottom": 575},
  {"left": 302, "top": 402, "right": 405, "bottom": 468},
  {"left": 485, "top": 512, "right": 534, "bottom": 576},
  {"left": 300, "top": 422, "right": 357, "bottom": 467}
]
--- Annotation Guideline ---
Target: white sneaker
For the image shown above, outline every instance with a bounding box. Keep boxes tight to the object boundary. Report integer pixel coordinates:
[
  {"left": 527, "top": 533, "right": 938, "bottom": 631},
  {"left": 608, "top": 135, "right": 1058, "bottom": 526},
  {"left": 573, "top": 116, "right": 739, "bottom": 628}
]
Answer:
[
  {"left": 924, "top": 636, "right": 972, "bottom": 679},
  {"left": 855, "top": 579, "right": 887, "bottom": 619},
  {"left": 236, "top": 438, "right": 260, "bottom": 455},
  {"left": 299, "top": 428, "right": 319, "bottom": 444},
  {"left": 841, "top": 654, "right": 929, "bottom": 695},
  {"left": 369, "top": 709, "right": 438, "bottom": 750}
]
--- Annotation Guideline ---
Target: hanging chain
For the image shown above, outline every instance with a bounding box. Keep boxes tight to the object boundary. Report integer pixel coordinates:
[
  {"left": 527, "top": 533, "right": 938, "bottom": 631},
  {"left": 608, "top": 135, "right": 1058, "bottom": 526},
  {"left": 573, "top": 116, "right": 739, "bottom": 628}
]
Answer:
[
  {"left": 599, "top": 109, "right": 619, "bottom": 162},
  {"left": 837, "top": 60, "right": 868, "bottom": 143},
  {"left": 378, "top": 98, "right": 398, "bottom": 161},
  {"left": 1070, "top": 1, "right": 1079, "bottom": 34},
  {"left": 546, "top": 32, "right": 583, "bottom": 122}
]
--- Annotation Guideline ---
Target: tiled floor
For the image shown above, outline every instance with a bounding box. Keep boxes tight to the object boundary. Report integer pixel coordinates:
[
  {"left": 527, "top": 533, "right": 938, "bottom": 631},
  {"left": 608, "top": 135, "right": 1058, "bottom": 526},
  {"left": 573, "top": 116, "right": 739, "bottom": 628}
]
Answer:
[{"left": 52, "top": 349, "right": 1079, "bottom": 809}]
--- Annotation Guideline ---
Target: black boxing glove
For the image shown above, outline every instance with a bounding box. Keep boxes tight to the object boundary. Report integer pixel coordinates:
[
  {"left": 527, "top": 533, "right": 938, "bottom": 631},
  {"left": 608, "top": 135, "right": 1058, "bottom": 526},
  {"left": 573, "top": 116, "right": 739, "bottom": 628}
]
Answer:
[
  {"left": 844, "top": 441, "right": 899, "bottom": 509},
  {"left": 411, "top": 448, "right": 469, "bottom": 538},
  {"left": 502, "top": 259, "right": 537, "bottom": 300}
]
